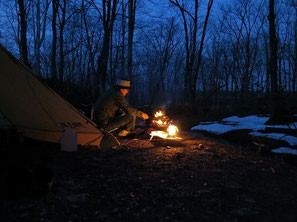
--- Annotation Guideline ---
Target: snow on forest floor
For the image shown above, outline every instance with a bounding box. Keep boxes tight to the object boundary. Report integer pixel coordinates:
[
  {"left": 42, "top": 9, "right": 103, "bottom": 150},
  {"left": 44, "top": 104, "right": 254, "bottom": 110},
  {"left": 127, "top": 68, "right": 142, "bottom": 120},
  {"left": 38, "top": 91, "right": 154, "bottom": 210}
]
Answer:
[{"left": 191, "top": 115, "right": 297, "bottom": 156}]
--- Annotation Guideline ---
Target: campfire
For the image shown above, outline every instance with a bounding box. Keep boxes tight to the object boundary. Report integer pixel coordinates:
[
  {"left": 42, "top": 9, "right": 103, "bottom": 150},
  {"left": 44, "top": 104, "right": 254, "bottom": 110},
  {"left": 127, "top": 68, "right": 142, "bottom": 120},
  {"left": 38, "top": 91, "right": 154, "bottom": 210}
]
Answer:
[
  {"left": 151, "top": 110, "right": 170, "bottom": 129},
  {"left": 149, "top": 109, "right": 180, "bottom": 140}
]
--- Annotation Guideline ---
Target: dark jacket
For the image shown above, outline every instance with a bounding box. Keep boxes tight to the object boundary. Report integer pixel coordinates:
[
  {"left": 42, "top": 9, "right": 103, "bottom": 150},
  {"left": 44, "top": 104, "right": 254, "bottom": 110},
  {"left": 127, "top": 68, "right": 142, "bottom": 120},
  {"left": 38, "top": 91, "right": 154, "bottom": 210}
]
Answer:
[{"left": 94, "top": 89, "right": 143, "bottom": 125}]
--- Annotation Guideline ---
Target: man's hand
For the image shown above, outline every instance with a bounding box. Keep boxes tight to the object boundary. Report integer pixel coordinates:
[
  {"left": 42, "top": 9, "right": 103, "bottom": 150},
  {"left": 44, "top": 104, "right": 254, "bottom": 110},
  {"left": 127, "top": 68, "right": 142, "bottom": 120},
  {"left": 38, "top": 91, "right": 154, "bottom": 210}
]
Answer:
[{"left": 142, "top": 112, "right": 149, "bottom": 120}]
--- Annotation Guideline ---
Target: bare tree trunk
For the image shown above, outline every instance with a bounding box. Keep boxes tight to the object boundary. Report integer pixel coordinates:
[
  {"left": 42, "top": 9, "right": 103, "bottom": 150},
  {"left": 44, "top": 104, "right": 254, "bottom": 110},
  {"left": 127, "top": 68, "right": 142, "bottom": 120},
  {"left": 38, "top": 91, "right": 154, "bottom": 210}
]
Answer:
[
  {"left": 267, "top": 0, "right": 291, "bottom": 124},
  {"left": 58, "top": 0, "right": 67, "bottom": 82},
  {"left": 17, "top": 0, "right": 30, "bottom": 66},
  {"left": 268, "top": 0, "right": 278, "bottom": 94},
  {"left": 169, "top": 0, "right": 198, "bottom": 105},
  {"left": 193, "top": 0, "right": 214, "bottom": 102},
  {"left": 294, "top": 8, "right": 297, "bottom": 93},
  {"left": 121, "top": 0, "right": 127, "bottom": 75},
  {"left": 97, "top": 31, "right": 111, "bottom": 90},
  {"left": 32, "top": 0, "right": 49, "bottom": 75},
  {"left": 150, "top": 18, "right": 175, "bottom": 105},
  {"left": 127, "top": 0, "right": 136, "bottom": 79},
  {"left": 82, "top": 0, "right": 96, "bottom": 96},
  {"left": 188, "top": 0, "right": 198, "bottom": 105},
  {"left": 109, "top": 28, "right": 114, "bottom": 84},
  {"left": 33, "top": 0, "right": 41, "bottom": 74},
  {"left": 263, "top": 33, "right": 270, "bottom": 92},
  {"left": 51, "top": 0, "right": 59, "bottom": 80},
  {"left": 97, "top": 0, "right": 118, "bottom": 92}
]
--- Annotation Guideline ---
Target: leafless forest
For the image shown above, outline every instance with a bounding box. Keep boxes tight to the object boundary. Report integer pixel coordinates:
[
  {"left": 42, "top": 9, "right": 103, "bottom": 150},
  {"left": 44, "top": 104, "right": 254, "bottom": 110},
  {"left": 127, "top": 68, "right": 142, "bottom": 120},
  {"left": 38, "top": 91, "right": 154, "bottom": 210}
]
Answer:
[
  {"left": 2, "top": 2, "right": 297, "bottom": 221},
  {"left": 1, "top": 0, "right": 296, "bottom": 120}
]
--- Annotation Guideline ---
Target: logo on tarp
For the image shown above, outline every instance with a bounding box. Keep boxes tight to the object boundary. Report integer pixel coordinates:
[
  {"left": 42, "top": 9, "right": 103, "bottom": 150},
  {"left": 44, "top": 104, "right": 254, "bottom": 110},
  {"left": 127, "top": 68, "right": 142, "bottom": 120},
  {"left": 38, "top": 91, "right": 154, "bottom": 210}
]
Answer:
[{"left": 59, "top": 122, "right": 84, "bottom": 129}]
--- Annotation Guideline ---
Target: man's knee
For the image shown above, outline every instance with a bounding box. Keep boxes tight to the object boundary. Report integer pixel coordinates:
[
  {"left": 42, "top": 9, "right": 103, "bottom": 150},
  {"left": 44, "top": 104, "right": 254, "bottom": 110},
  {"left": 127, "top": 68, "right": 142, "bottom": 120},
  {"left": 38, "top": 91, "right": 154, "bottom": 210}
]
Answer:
[
  {"left": 124, "top": 113, "right": 135, "bottom": 123},
  {"left": 124, "top": 113, "right": 136, "bottom": 130}
]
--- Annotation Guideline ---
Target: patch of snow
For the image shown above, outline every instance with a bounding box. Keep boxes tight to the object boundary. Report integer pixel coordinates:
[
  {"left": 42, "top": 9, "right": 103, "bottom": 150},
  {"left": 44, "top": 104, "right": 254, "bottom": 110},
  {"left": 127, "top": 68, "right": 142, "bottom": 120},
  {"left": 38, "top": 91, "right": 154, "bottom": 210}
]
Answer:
[
  {"left": 222, "top": 115, "right": 269, "bottom": 126},
  {"left": 271, "top": 147, "right": 297, "bottom": 156},
  {"left": 249, "top": 132, "right": 297, "bottom": 146},
  {"left": 191, "top": 123, "right": 246, "bottom": 135},
  {"left": 267, "top": 122, "right": 297, "bottom": 130},
  {"left": 191, "top": 115, "right": 297, "bottom": 149},
  {"left": 191, "top": 115, "right": 268, "bottom": 134}
]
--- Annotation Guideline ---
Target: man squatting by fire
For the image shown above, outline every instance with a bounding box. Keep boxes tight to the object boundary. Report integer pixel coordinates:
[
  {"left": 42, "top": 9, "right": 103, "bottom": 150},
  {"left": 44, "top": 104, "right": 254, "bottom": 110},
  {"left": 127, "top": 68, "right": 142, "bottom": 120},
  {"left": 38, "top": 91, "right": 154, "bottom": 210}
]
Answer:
[{"left": 94, "top": 79, "right": 149, "bottom": 137}]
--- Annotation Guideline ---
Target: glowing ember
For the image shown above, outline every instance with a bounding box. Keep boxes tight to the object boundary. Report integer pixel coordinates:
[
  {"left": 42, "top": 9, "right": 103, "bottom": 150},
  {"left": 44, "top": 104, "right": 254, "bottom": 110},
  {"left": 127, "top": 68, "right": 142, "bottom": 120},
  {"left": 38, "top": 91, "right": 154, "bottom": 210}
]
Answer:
[
  {"left": 167, "top": 124, "right": 178, "bottom": 137},
  {"left": 156, "top": 119, "right": 164, "bottom": 125}
]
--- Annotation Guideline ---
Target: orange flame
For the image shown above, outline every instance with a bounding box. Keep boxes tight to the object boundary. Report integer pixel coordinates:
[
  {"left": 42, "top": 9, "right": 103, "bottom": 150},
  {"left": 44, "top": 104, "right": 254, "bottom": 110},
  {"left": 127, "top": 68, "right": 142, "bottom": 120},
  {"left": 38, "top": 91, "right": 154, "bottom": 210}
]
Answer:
[
  {"left": 154, "top": 110, "right": 164, "bottom": 118},
  {"left": 156, "top": 119, "right": 164, "bottom": 125}
]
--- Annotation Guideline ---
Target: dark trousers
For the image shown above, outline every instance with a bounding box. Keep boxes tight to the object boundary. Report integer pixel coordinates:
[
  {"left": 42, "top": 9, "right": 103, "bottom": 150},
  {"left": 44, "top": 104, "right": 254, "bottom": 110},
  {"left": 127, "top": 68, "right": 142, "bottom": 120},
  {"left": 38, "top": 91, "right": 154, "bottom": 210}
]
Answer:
[{"left": 104, "top": 113, "right": 136, "bottom": 132}]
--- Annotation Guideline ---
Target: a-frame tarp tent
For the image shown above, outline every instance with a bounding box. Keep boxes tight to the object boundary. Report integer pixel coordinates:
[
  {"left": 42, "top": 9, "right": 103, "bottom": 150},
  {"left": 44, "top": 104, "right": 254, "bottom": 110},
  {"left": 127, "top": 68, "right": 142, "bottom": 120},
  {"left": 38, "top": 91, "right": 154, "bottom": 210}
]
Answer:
[{"left": 0, "top": 44, "right": 107, "bottom": 147}]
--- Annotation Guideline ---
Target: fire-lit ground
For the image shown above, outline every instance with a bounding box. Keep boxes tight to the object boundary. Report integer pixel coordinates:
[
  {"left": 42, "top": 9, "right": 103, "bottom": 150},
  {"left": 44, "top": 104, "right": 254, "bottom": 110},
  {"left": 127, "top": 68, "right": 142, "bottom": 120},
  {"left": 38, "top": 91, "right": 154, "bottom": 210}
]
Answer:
[{"left": 1, "top": 131, "right": 297, "bottom": 221}]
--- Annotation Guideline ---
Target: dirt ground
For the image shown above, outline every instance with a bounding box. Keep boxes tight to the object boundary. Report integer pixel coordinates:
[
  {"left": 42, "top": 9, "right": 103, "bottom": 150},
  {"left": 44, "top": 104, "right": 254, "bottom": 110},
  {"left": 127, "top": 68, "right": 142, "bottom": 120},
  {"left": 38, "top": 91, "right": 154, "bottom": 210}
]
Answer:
[{"left": 1, "top": 131, "right": 297, "bottom": 222}]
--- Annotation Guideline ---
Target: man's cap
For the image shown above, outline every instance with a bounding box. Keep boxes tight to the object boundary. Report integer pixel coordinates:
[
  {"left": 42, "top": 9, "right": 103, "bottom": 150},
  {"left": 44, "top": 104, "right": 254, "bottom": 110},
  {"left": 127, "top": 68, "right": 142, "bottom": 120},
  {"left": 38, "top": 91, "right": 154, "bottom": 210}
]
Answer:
[{"left": 115, "top": 79, "right": 131, "bottom": 89}]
